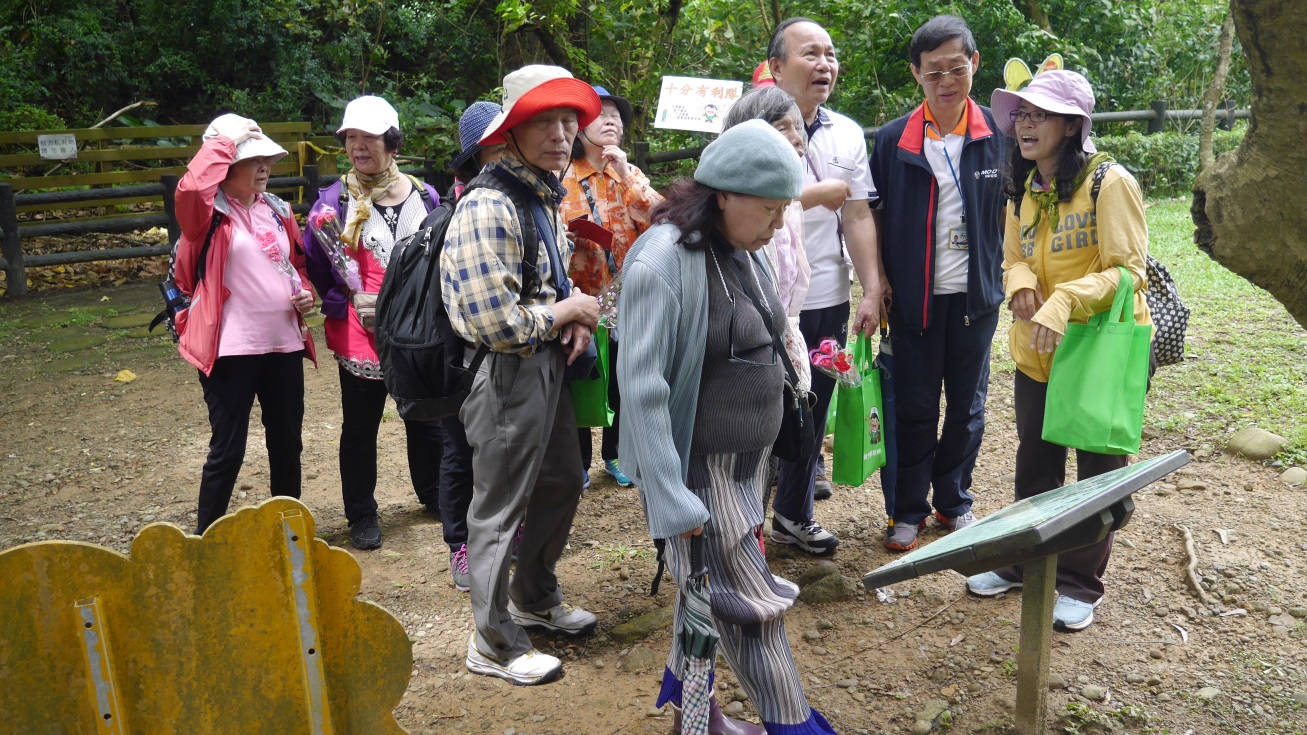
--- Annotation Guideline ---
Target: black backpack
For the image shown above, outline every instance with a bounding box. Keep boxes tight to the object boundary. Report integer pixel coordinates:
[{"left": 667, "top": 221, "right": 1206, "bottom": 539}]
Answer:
[{"left": 373, "top": 168, "right": 544, "bottom": 421}]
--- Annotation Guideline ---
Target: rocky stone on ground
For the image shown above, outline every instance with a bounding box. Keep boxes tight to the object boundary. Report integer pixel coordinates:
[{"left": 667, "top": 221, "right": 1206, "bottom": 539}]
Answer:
[
  {"left": 1280, "top": 467, "right": 1306, "bottom": 486},
  {"left": 1080, "top": 684, "right": 1107, "bottom": 701},
  {"left": 798, "top": 572, "right": 856, "bottom": 604},
  {"left": 1225, "top": 427, "right": 1287, "bottom": 460},
  {"left": 795, "top": 560, "right": 840, "bottom": 587},
  {"left": 619, "top": 647, "right": 660, "bottom": 673},
  {"left": 611, "top": 606, "right": 674, "bottom": 644}
]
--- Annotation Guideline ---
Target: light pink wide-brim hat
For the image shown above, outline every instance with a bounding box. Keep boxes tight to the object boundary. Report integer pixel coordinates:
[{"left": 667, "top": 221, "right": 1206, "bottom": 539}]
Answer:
[
  {"left": 203, "top": 113, "right": 289, "bottom": 163},
  {"left": 991, "top": 70, "right": 1098, "bottom": 154}
]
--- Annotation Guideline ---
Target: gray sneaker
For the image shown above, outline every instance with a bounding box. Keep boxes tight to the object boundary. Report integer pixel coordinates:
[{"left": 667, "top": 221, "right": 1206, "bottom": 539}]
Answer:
[
  {"left": 449, "top": 544, "right": 470, "bottom": 592},
  {"left": 883, "top": 521, "right": 921, "bottom": 551},
  {"left": 937, "top": 510, "right": 977, "bottom": 533}
]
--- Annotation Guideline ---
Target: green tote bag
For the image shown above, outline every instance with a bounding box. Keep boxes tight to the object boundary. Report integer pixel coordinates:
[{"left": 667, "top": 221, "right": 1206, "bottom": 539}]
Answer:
[
  {"left": 1042, "top": 266, "right": 1152, "bottom": 455},
  {"left": 571, "top": 324, "right": 614, "bottom": 428},
  {"left": 832, "top": 335, "right": 888, "bottom": 485}
]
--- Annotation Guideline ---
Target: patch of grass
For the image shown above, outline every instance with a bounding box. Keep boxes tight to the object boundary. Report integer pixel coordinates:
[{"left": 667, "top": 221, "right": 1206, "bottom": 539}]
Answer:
[
  {"left": 1144, "top": 197, "right": 1307, "bottom": 463},
  {"left": 591, "top": 543, "right": 651, "bottom": 571}
]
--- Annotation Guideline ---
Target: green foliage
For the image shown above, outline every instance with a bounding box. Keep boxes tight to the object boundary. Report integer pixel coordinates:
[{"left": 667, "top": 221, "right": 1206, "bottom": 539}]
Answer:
[
  {"left": 0, "top": 0, "right": 1251, "bottom": 177},
  {"left": 1095, "top": 126, "right": 1244, "bottom": 197}
]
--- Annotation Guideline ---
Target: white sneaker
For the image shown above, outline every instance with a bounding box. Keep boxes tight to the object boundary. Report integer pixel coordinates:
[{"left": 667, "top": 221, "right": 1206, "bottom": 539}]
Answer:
[
  {"left": 508, "top": 600, "right": 598, "bottom": 636},
  {"left": 465, "top": 632, "right": 563, "bottom": 685},
  {"left": 770, "top": 512, "right": 839, "bottom": 556}
]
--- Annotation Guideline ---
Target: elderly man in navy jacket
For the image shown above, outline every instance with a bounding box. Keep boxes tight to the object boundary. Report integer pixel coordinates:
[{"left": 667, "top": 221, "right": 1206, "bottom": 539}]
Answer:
[{"left": 869, "top": 15, "right": 1009, "bottom": 551}]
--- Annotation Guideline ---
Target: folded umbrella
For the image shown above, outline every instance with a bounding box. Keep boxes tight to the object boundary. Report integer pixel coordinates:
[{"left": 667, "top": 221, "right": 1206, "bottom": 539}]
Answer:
[
  {"left": 875, "top": 326, "right": 898, "bottom": 519},
  {"left": 677, "top": 535, "right": 718, "bottom": 735}
]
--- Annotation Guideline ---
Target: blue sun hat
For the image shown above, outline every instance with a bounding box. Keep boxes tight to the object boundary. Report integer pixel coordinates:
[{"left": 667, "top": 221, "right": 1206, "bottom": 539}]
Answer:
[{"left": 451, "top": 101, "right": 503, "bottom": 171}]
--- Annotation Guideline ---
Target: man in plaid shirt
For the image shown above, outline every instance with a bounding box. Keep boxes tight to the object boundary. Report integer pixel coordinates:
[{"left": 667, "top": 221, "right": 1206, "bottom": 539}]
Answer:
[{"left": 441, "top": 65, "right": 602, "bottom": 686}]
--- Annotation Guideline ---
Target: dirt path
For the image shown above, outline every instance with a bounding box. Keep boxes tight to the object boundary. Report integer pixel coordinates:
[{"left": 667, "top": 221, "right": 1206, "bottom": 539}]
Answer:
[{"left": 1, "top": 283, "right": 1304, "bottom": 735}]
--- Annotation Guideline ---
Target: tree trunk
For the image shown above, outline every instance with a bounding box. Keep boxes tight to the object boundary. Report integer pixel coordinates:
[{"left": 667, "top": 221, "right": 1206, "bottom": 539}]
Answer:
[
  {"left": 1192, "top": 0, "right": 1307, "bottom": 328},
  {"left": 1013, "top": 0, "right": 1052, "bottom": 33},
  {"left": 1198, "top": 13, "right": 1236, "bottom": 171}
]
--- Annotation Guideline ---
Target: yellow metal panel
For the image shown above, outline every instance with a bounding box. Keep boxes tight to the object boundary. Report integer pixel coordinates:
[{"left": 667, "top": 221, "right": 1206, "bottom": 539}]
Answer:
[
  {"left": 74, "top": 597, "right": 126, "bottom": 735},
  {"left": 0, "top": 498, "right": 411, "bottom": 735}
]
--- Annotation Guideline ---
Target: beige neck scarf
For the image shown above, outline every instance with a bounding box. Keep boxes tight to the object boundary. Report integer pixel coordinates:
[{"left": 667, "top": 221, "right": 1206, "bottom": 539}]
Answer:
[{"left": 341, "top": 160, "right": 403, "bottom": 250}]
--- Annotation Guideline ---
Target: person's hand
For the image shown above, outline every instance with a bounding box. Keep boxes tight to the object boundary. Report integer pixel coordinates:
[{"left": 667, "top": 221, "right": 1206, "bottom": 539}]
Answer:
[
  {"left": 1030, "top": 322, "right": 1062, "bottom": 354},
  {"left": 556, "top": 290, "right": 599, "bottom": 330},
  {"left": 291, "top": 289, "right": 314, "bottom": 315},
  {"left": 230, "top": 121, "right": 264, "bottom": 147},
  {"left": 852, "top": 279, "right": 884, "bottom": 338},
  {"left": 678, "top": 525, "right": 704, "bottom": 540},
  {"left": 809, "top": 180, "right": 851, "bottom": 211},
  {"left": 560, "top": 322, "right": 593, "bottom": 365},
  {"left": 1010, "top": 286, "right": 1045, "bottom": 322},
  {"left": 601, "top": 145, "right": 631, "bottom": 179}
]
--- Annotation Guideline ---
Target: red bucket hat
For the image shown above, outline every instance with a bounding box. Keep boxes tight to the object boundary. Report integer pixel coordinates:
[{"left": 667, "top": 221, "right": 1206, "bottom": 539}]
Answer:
[{"left": 479, "top": 65, "right": 602, "bottom": 146}]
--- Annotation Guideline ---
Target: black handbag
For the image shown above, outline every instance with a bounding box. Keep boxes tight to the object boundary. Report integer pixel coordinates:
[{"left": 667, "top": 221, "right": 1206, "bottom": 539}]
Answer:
[{"left": 726, "top": 256, "right": 817, "bottom": 462}]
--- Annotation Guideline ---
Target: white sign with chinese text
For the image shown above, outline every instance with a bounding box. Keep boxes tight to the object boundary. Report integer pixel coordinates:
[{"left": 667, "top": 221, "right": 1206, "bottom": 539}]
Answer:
[
  {"left": 38, "top": 134, "right": 78, "bottom": 160},
  {"left": 653, "top": 76, "right": 744, "bottom": 134}
]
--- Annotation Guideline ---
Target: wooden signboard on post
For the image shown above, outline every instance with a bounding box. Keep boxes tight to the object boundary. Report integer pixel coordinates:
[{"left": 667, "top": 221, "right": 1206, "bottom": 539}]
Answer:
[{"left": 862, "top": 450, "right": 1190, "bottom": 734}]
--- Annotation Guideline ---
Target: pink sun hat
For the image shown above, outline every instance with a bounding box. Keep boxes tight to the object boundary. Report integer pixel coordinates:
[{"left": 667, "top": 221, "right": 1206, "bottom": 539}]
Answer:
[{"left": 991, "top": 70, "right": 1097, "bottom": 154}]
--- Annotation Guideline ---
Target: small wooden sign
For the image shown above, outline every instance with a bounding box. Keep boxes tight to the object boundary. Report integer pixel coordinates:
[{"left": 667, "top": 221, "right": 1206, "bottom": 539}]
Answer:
[{"left": 38, "top": 133, "right": 78, "bottom": 160}]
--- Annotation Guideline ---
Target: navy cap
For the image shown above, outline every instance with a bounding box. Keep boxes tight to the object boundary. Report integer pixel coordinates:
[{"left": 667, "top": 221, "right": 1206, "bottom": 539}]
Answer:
[{"left": 591, "top": 86, "right": 632, "bottom": 128}]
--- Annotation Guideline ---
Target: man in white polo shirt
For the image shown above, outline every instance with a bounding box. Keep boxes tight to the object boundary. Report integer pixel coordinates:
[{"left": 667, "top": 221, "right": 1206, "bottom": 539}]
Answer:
[{"left": 767, "top": 16, "right": 886, "bottom": 556}]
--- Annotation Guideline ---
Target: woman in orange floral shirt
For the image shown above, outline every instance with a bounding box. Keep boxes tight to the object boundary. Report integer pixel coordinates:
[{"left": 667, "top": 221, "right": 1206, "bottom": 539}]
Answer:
[{"left": 561, "top": 85, "right": 663, "bottom": 489}]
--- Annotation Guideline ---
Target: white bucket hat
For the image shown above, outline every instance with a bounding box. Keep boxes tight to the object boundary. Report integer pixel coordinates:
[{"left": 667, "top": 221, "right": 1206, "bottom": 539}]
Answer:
[
  {"left": 479, "top": 65, "right": 601, "bottom": 146},
  {"left": 337, "top": 96, "right": 401, "bottom": 136},
  {"left": 203, "top": 113, "right": 289, "bottom": 163}
]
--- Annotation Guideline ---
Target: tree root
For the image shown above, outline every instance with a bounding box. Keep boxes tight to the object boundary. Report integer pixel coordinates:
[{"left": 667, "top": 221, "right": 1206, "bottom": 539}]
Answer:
[{"left": 1174, "top": 524, "right": 1216, "bottom": 605}]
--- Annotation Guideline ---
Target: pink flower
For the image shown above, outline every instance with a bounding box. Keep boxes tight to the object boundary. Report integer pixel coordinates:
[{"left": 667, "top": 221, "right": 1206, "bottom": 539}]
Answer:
[
  {"left": 308, "top": 207, "right": 340, "bottom": 231},
  {"left": 258, "top": 231, "right": 283, "bottom": 262}
]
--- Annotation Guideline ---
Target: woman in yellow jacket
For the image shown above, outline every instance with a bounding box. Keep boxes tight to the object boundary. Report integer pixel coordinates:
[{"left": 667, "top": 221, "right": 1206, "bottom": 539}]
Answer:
[{"left": 963, "top": 71, "right": 1151, "bottom": 632}]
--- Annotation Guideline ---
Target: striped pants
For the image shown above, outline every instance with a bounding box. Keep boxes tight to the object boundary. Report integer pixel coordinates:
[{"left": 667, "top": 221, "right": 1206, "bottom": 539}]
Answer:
[{"left": 655, "top": 449, "right": 836, "bottom": 734}]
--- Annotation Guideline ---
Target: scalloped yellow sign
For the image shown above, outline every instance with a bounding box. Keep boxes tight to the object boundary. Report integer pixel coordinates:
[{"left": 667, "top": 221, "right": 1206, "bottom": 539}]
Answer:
[{"left": 0, "top": 498, "right": 411, "bottom": 734}]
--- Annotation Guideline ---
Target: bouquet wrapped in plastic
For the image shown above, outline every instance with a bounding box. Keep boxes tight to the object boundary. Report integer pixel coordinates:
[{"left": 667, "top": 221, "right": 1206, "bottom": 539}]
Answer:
[
  {"left": 596, "top": 274, "right": 621, "bottom": 330},
  {"left": 307, "top": 206, "right": 363, "bottom": 293},
  {"left": 809, "top": 338, "right": 861, "bottom": 386},
  {"left": 258, "top": 231, "right": 303, "bottom": 294}
]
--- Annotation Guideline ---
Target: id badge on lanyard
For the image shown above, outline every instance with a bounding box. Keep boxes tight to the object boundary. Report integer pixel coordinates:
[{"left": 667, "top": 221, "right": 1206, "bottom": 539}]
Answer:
[
  {"left": 928, "top": 122, "right": 969, "bottom": 252},
  {"left": 948, "top": 222, "right": 969, "bottom": 251}
]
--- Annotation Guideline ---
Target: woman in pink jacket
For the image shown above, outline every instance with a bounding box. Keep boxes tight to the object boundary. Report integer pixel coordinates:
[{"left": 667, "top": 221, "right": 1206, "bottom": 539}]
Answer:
[{"left": 173, "top": 114, "right": 317, "bottom": 534}]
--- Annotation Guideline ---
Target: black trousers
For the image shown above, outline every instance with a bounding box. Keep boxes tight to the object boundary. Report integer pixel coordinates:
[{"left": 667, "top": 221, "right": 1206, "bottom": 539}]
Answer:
[
  {"left": 775, "top": 301, "right": 849, "bottom": 523},
  {"left": 196, "top": 351, "right": 305, "bottom": 534},
  {"left": 994, "top": 370, "right": 1127, "bottom": 602},
  {"left": 577, "top": 332, "right": 622, "bottom": 467},
  {"left": 438, "top": 413, "right": 474, "bottom": 550},
  {"left": 337, "top": 365, "right": 443, "bottom": 524},
  {"left": 888, "top": 293, "right": 999, "bottom": 525}
]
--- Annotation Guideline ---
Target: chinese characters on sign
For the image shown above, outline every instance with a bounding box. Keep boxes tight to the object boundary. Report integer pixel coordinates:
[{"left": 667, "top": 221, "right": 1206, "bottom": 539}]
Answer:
[
  {"left": 37, "top": 134, "right": 78, "bottom": 161},
  {"left": 653, "top": 76, "right": 744, "bottom": 134}
]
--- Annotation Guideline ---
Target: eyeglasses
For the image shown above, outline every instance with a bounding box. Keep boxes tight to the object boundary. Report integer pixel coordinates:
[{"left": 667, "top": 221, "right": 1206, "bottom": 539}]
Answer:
[
  {"left": 1009, "top": 110, "right": 1053, "bottom": 123},
  {"left": 920, "top": 63, "right": 972, "bottom": 84}
]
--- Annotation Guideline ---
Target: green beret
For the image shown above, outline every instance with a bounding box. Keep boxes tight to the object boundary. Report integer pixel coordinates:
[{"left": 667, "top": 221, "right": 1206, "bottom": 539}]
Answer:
[{"left": 694, "top": 119, "right": 803, "bottom": 200}]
